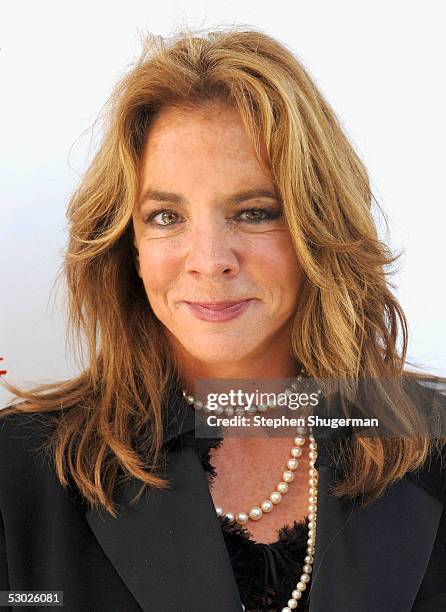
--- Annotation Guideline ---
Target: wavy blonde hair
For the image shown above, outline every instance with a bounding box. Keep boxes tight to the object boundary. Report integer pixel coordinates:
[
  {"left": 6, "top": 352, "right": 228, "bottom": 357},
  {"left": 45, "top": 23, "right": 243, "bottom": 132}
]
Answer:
[{"left": 2, "top": 25, "right": 444, "bottom": 516}]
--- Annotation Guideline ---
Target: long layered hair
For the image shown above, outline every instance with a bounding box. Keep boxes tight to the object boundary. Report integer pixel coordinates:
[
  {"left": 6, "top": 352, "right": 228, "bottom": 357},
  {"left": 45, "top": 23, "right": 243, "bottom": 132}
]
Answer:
[{"left": 2, "top": 26, "right": 444, "bottom": 516}]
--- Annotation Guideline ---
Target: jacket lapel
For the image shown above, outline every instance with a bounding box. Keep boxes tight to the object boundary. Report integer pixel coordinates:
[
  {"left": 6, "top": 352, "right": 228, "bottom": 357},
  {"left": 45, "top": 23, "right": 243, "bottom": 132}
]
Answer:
[
  {"left": 309, "top": 435, "right": 444, "bottom": 612},
  {"left": 85, "top": 443, "right": 243, "bottom": 612}
]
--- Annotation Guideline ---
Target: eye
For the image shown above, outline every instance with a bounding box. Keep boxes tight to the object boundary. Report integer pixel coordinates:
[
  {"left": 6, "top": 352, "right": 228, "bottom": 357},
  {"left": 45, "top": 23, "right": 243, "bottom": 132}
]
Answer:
[
  {"left": 237, "top": 207, "right": 282, "bottom": 223},
  {"left": 143, "top": 209, "right": 181, "bottom": 227}
]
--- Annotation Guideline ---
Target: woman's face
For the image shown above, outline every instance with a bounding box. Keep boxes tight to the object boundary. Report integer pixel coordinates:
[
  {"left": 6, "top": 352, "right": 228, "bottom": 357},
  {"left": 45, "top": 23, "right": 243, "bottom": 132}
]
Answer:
[{"left": 132, "top": 103, "right": 304, "bottom": 370}]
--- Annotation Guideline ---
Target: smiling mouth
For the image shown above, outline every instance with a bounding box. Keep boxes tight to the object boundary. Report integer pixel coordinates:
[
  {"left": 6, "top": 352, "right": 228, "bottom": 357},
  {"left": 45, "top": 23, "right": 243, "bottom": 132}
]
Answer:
[{"left": 184, "top": 299, "right": 254, "bottom": 321}]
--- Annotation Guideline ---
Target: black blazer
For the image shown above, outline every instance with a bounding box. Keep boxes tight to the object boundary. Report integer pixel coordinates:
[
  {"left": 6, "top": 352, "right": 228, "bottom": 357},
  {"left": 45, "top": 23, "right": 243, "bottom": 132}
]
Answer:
[{"left": 0, "top": 388, "right": 445, "bottom": 612}]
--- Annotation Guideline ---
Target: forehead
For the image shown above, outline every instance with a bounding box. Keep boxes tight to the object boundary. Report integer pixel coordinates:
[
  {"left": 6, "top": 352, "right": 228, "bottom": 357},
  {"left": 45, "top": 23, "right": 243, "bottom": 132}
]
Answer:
[{"left": 141, "top": 102, "right": 270, "bottom": 169}]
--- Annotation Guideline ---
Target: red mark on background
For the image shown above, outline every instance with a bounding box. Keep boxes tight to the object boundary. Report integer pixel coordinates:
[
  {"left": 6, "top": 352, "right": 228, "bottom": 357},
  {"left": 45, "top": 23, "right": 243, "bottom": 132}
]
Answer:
[{"left": 0, "top": 357, "right": 7, "bottom": 376}]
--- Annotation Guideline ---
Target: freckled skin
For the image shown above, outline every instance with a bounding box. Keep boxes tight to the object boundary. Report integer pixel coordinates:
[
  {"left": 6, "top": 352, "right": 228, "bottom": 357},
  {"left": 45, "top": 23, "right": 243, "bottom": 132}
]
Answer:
[
  {"left": 132, "top": 104, "right": 307, "bottom": 543},
  {"left": 209, "top": 438, "right": 311, "bottom": 544}
]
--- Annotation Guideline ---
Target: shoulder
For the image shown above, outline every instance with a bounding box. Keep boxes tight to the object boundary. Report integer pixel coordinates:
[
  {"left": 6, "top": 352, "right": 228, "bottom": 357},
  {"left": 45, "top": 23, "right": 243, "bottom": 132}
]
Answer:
[
  {"left": 402, "top": 377, "right": 446, "bottom": 504},
  {"left": 0, "top": 407, "right": 90, "bottom": 528},
  {"left": 0, "top": 405, "right": 59, "bottom": 447},
  {"left": 0, "top": 406, "right": 61, "bottom": 487}
]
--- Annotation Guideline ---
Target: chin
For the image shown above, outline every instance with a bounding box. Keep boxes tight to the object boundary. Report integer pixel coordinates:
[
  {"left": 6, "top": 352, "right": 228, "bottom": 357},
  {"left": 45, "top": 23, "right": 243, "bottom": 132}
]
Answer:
[{"left": 181, "top": 335, "right": 260, "bottom": 365}]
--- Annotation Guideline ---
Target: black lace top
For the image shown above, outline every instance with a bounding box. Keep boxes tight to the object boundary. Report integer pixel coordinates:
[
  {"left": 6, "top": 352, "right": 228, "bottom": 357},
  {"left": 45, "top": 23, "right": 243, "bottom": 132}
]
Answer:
[{"left": 178, "top": 431, "right": 311, "bottom": 612}]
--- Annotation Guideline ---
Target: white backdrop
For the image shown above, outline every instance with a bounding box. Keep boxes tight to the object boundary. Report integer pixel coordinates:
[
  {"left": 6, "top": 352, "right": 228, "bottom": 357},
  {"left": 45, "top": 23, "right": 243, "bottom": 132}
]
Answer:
[{"left": 1, "top": 0, "right": 445, "bottom": 406}]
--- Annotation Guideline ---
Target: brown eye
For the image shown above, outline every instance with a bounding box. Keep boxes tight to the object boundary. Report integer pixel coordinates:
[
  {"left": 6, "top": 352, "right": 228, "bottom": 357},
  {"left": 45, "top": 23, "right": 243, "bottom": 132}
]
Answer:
[
  {"left": 158, "top": 212, "right": 177, "bottom": 226},
  {"left": 144, "top": 209, "right": 180, "bottom": 226}
]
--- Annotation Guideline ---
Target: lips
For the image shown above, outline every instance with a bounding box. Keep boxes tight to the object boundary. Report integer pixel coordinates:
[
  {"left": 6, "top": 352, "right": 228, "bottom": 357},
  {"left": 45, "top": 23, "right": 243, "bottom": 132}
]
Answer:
[
  {"left": 185, "top": 300, "right": 249, "bottom": 310},
  {"left": 184, "top": 299, "right": 254, "bottom": 322}
]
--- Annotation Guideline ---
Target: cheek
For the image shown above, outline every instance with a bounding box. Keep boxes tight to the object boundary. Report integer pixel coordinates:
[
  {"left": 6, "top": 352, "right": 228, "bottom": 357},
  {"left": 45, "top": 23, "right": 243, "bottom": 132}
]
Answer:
[
  {"left": 138, "top": 241, "right": 181, "bottom": 297},
  {"left": 248, "top": 234, "right": 302, "bottom": 288}
]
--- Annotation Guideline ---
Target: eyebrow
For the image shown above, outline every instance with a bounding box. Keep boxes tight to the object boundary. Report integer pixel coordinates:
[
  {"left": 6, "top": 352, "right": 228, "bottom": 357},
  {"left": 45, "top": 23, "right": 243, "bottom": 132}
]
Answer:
[{"left": 138, "top": 187, "right": 280, "bottom": 209}]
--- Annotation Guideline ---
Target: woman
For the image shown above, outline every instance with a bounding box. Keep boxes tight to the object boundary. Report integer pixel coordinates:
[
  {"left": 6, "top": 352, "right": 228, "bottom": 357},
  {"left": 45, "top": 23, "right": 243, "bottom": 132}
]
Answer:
[{"left": 1, "top": 26, "right": 445, "bottom": 612}]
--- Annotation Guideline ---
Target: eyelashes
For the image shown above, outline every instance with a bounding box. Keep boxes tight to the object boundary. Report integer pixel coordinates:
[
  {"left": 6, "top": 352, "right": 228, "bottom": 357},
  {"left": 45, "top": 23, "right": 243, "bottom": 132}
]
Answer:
[{"left": 142, "top": 207, "right": 283, "bottom": 228}]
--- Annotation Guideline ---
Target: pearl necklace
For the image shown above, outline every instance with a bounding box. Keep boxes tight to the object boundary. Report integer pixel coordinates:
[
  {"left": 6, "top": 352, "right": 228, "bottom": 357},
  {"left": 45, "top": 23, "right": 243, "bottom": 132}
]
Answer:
[
  {"left": 183, "top": 368, "right": 307, "bottom": 416},
  {"left": 215, "top": 433, "right": 309, "bottom": 526},
  {"left": 181, "top": 379, "right": 319, "bottom": 611}
]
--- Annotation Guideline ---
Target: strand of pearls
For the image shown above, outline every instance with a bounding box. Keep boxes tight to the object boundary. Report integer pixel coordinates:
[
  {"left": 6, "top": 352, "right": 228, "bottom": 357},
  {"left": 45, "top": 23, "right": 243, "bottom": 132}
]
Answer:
[
  {"left": 182, "top": 368, "right": 306, "bottom": 416},
  {"left": 238, "top": 431, "right": 318, "bottom": 612},
  {"left": 280, "top": 431, "right": 318, "bottom": 611},
  {"left": 214, "top": 434, "right": 307, "bottom": 525}
]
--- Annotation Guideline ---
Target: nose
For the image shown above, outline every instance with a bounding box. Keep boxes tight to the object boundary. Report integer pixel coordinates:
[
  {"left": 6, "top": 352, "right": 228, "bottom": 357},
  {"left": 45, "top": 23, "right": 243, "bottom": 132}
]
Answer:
[{"left": 184, "top": 220, "right": 240, "bottom": 279}]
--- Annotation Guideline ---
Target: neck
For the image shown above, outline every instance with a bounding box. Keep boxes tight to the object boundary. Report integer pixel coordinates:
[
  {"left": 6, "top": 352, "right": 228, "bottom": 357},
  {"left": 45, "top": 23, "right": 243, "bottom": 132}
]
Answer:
[{"left": 171, "top": 341, "right": 300, "bottom": 395}]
